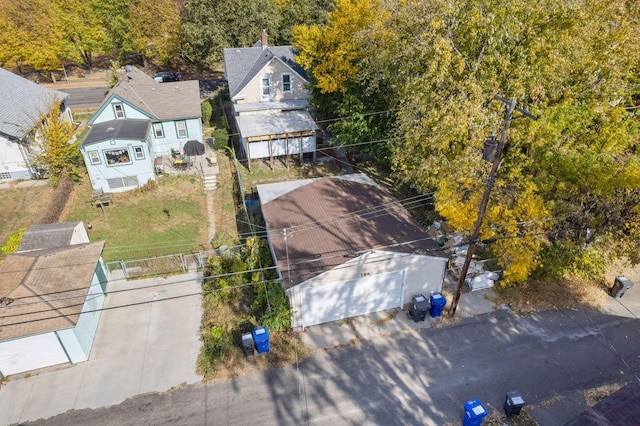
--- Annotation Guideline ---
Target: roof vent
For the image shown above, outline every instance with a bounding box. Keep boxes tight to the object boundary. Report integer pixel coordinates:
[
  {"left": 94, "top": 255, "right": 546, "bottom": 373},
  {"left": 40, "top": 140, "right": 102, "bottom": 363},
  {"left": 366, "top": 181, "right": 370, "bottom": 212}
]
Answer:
[{"left": 125, "top": 65, "right": 133, "bottom": 72}]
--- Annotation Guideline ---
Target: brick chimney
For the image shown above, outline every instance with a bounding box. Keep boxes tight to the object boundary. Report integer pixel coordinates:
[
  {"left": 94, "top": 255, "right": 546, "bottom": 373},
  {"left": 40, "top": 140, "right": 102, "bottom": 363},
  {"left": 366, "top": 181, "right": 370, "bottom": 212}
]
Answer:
[{"left": 261, "top": 29, "right": 268, "bottom": 49}]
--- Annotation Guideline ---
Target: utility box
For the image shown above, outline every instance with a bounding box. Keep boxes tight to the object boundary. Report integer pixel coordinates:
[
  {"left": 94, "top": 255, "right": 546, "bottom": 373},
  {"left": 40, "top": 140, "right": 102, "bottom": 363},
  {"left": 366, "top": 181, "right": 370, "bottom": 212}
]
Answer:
[
  {"left": 429, "top": 292, "right": 447, "bottom": 318},
  {"left": 408, "top": 294, "right": 429, "bottom": 322},
  {"left": 610, "top": 276, "right": 634, "bottom": 299},
  {"left": 463, "top": 399, "right": 488, "bottom": 426},
  {"left": 504, "top": 391, "right": 525, "bottom": 416},
  {"left": 252, "top": 326, "right": 270, "bottom": 354},
  {"left": 241, "top": 333, "right": 254, "bottom": 357}
]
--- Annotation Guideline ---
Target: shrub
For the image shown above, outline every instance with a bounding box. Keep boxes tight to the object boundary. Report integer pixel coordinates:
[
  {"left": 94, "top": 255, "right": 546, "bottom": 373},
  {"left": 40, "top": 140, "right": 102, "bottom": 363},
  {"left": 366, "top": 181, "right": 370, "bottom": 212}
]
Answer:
[
  {"left": 1, "top": 227, "right": 27, "bottom": 256},
  {"left": 201, "top": 100, "right": 213, "bottom": 126}
]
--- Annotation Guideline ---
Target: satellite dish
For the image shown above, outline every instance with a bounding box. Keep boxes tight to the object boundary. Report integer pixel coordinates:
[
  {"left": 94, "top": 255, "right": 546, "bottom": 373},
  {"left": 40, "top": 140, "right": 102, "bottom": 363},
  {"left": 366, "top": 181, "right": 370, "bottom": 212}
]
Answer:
[{"left": 125, "top": 65, "right": 133, "bottom": 72}]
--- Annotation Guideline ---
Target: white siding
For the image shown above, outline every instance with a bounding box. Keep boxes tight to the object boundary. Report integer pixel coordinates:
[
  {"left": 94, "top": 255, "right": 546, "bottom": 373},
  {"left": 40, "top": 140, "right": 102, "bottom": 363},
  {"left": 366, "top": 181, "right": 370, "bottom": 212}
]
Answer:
[
  {"left": 82, "top": 140, "right": 155, "bottom": 194},
  {"left": 287, "top": 251, "right": 447, "bottom": 331},
  {"left": 92, "top": 99, "right": 150, "bottom": 124},
  {"left": 0, "top": 333, "right": 69, "bottom": 376},
  {"left": 299, "top": 270, "right": 406, "bottom": 328}
]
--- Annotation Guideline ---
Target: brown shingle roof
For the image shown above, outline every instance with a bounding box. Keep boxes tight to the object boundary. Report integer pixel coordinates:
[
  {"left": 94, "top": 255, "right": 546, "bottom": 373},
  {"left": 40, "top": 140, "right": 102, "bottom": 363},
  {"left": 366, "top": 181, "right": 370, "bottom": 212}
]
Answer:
[
  {"left": 110, "top": 66, "right": 201, "bottom": 121},
  {"left": 260, "top": 176, "right": 446, "bottom": 287},
  {"left": 0, "top": 241, "right": 105, "bottom": 341}
]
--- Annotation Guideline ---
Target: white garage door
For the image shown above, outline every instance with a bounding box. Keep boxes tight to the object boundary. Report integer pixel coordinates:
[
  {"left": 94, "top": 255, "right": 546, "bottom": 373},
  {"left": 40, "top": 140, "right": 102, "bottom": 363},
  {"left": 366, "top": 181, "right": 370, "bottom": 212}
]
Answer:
[
  {"left": 0, "top": 333, "right": 69, "bottom": 376},
  {"left": 300, "top": 270, "right": 405, "bottom": 328}
]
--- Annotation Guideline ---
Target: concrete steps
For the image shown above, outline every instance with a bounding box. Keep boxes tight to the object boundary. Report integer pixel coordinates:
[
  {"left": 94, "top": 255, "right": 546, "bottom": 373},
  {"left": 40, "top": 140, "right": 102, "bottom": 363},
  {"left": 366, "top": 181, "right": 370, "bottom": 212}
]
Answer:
[{"left": 203, "top": 173, "right": 217, "bottom": 191}]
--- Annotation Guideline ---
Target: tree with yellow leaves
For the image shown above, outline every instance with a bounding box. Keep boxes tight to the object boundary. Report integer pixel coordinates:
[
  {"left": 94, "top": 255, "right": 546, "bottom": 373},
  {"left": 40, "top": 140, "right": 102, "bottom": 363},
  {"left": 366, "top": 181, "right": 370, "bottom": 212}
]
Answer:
[{"left": 297, "top": 0, "right": 640, "bottom": 283}]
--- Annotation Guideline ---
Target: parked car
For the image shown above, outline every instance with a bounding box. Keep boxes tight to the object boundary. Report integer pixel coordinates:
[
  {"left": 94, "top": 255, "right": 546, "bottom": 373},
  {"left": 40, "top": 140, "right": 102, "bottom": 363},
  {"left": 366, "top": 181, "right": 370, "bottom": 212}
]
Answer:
[{"left": 154, "top": 72, "right": 180, "bottom": 83}]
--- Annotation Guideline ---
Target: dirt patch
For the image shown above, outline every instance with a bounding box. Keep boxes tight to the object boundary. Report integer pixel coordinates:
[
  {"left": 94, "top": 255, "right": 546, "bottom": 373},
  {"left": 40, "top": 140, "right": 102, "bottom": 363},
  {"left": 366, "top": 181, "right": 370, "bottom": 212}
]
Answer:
[
  {"left": 491, "top": 276, "right": 607, "bottom": 314},
  {"left": 584, "top": 381, "right": 627, "bottom": 407}
]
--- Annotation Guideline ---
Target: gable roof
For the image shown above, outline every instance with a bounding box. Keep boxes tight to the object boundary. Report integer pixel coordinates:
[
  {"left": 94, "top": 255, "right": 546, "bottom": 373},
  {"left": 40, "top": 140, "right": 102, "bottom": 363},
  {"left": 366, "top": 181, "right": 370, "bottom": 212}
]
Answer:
[
  {"left": 224, "top": 45, "right": 308, "bottom": 100},
  {"left": 0, "top": 68, "right": 68, "bottom": 139},
  {"left": 81, "top": 119, "right": 150, "bottom": 146},
  {"left": 0, "top": 241, "right": 105, "bottom": 341},
  {"left": 259, "top": 174, "right": 446, "bottom": 287},
  {"left": 18, "top": 221, "right": 87, "bottom": 253},
  {"left": 89, "top": 66, "right": 201, "bottom": 124}
]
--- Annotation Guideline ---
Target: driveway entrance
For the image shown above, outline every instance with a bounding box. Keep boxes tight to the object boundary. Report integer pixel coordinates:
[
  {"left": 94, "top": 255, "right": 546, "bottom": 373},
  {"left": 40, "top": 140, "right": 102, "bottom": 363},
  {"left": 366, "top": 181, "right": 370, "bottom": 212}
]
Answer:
[{"left": 0, "top": 272, "right": 203, "bottom": 424}]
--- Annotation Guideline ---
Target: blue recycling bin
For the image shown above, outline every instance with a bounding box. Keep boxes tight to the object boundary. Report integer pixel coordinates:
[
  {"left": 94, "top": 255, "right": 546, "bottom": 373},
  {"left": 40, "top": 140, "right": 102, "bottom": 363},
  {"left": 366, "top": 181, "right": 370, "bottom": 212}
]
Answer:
[
  {"left": 252, "top": 326, "right": 270, "bottom": 354},
  {"left": 463, "top": 399, "right": 488, "bottom": 426},
  {"left": 429, "top": 292, "right": 447, "bottom": 317}
]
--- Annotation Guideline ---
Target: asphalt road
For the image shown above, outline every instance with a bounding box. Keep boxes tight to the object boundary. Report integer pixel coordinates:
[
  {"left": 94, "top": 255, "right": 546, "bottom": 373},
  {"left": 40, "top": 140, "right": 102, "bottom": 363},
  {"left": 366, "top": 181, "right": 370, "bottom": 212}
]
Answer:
[
  {"left": 22, "top": 308, "right": 640, "bottom": 426},
  {"left": 60, "top": 86, "right": 109, "bottom": 110}
]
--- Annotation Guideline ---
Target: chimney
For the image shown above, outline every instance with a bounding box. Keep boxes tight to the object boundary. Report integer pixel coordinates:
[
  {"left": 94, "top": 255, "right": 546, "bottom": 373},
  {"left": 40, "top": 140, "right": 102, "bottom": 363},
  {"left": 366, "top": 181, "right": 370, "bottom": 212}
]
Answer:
[{"left": 261, "top": 29, "right": 268, "bottom": 49}]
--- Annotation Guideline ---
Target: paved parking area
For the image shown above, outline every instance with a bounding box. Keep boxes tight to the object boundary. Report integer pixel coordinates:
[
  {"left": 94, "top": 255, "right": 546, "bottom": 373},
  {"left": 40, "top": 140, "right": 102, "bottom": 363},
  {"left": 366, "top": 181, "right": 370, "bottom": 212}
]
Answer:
[{"left": 0, "top": 272, "right": 203, "bottom": 425}]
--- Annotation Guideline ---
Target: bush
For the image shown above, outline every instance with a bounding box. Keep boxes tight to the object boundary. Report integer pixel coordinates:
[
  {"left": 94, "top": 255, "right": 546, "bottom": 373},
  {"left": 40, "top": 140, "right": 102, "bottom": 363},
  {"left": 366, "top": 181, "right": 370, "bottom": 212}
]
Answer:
[
  {"left": 201, "top": 100, "right": 213, "bottom": 127},
  {"left": 1, "top": 227, "right": 26, "bottom": 256},
  {"left": 211, "top": 128, "right": 229, "bottom": 150}
]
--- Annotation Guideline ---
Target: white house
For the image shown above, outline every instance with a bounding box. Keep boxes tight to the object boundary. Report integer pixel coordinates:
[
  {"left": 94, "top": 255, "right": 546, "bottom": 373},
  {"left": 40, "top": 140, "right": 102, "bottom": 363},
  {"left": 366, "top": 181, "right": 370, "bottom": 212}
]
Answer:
[
  {"left": 0, "top": 222, "right": 107, "bottom": 377},
  {"left": 0, "top": 68, "right": 72, "bottom": 182},
  {"left": 223, "top": 31, "right": 318, "bottom": 165},
  {"left": 257, "top": 174, "right": 448, "bottom": 331},
  {"left": 80, "top": 66, "right": 202, "bottom": 193}
]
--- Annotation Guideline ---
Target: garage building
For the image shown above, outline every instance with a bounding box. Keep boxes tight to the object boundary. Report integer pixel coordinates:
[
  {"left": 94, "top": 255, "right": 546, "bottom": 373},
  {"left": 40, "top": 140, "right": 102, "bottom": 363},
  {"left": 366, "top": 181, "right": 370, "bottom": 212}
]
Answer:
[{"left": 258, "top": 174, "right": 448, "bottom": 331}]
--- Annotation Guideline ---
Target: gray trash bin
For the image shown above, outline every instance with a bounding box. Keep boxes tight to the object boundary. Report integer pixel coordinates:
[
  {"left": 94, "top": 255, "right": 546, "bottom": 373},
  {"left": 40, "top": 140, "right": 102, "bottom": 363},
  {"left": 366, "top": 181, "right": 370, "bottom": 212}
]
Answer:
[
  {"left": 241, "top": 333, "right": 254, "bottom": 357},
  {"left": 504, "top": 391, "right": 525, "bottom": 416},
  {"left": 610, "top": 276, "right": 634, "bottom": 299}
]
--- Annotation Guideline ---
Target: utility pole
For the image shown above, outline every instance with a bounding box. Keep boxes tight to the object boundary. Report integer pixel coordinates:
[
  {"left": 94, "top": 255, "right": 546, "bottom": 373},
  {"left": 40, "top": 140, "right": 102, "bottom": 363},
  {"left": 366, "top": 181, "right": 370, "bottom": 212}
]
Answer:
[{"left": 449, "top": 97, "right": 537, "bottom": 317}]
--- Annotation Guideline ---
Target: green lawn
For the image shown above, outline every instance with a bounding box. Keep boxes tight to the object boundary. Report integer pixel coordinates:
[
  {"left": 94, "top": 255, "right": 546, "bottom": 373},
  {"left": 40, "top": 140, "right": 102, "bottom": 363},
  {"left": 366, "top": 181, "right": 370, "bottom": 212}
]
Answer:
[{"left": 63, "top": 174, "right": 209, "bottom": 262}]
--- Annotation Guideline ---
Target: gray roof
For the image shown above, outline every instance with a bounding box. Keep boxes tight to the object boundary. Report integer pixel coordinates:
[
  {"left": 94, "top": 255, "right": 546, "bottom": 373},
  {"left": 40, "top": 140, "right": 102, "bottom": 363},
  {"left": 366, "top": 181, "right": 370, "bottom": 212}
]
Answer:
[
  {"left": 81, "top": 119, "right": 150, "bottom": 146},
  {"left": 0, "top": 68, "right": 68, "bottom": 139},
  {"left": 236, "top": 110, "right": 318, "bottom": 138},
  {"left": 18, "top": 222, "right": 84, "bottom": 252},
  {"left": 224, "top": 45, "right": 308, "bottom": 99},
  {"left": 259, "top": 175, "right": 447, "bottom": 286},
  {"left": 105, "top": 66, "right": 201, "bottom": 121}
]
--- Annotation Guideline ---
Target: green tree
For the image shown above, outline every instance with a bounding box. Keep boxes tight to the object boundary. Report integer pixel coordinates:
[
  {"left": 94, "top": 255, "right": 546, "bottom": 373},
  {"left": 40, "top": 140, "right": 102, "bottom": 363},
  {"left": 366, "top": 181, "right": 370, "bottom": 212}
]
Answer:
[
  {"left": 390, "top": 0, "right": 640, "bottom": 282},
  {"left": 33, "top": 102, "right": 83, "bottom": 185},
  {"left": 181, "top": 0, "right": 281, "bottom": 68},
  {"left": 126, "top": 0, "right": 182, "bottom": 65},
  {"left": 293, "top": 0, "right": 397, "bottom": 159},
  {"left": 298, "top": 0, "right": 640, "bottom": 283},
  {"left": 57, "top": 0, "right": 112, "bottom": 71}
]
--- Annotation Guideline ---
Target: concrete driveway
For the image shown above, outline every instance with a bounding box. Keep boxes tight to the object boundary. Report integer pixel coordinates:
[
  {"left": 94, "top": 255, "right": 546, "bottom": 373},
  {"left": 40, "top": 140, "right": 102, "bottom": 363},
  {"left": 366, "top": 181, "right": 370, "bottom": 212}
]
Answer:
[{"left": 0, "top": 272, "right": 203, "bottom": 425}]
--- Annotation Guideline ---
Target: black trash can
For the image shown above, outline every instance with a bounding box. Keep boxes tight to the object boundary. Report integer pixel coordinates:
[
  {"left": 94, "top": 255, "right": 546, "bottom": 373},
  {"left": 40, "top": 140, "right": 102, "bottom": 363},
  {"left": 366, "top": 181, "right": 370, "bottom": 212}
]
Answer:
[
  {"left": 408, "top": 294, "right": 429, "bottom": 322},
  {"left": 504, "top": 391, "right": 525, "bottom": 416},
  {"left": 241, "top": 332, "right": 255, "bottom": 357},
  {"left": 610, "top": 276, "right": 634, "bottom": 299}
]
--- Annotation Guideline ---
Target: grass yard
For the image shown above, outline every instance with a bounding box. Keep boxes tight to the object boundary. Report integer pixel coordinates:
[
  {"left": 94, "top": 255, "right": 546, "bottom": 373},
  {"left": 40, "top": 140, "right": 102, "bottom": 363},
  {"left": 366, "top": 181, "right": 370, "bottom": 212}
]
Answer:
[
  {"left": 62, "top": 174, "right": 209, "bottom": 262},
  {"left": 211, "top": 149, "right": 243, "bottom": 245},
  {"left": 0, "top": 182, "right": 55, "bottom": 252},
  {"left": 237, "top": 157, "right": 341, "bottom": 196}
]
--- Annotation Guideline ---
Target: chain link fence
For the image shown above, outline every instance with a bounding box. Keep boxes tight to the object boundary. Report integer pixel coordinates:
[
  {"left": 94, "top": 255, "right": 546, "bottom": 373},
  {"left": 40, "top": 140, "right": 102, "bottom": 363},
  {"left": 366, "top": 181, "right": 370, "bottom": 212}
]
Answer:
[{"left": 105, "top": 248, "right": 239, "bottom": 280}]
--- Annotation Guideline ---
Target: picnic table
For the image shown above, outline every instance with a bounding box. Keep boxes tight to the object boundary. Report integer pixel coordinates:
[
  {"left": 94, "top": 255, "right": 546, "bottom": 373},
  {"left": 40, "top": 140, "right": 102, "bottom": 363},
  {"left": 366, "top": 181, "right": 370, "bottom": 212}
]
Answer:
[{"left": 173, "top": 155, "right": 191, "bottom": 169}]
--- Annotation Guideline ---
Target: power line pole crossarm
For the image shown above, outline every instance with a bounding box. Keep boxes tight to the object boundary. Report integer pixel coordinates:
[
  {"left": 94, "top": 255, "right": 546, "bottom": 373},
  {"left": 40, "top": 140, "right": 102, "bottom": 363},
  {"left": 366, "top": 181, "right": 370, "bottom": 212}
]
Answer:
[{"left": 449, "top": 97, "right": 532, "bottom": 317}]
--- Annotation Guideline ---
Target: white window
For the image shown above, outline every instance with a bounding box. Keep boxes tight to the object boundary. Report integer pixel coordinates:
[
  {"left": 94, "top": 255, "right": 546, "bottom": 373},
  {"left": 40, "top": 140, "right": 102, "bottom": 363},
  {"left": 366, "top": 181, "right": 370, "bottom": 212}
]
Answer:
[
  {"left": 176, "top": 121, "right": 188, "bottom": 138},
  {"left": 104, "top": 148, "right": 131, "bottom": 165},
  {"left": 88, "top": 150, "right": 101, "bottom": 165},
  {"left": 153, "top": 123, "right": 164, "bottom": 138},
  {"left": 282, "top": 74, "right": 291, "bottom": 92},
  {"left": 113, "top": 104, "right": 125, "bottom": 119},
  {"left": 134, "top": 146, "right": 145, "bottom": 160},
  {"left": 261, "top": 75, "right": 272, "bottom": 100}
]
